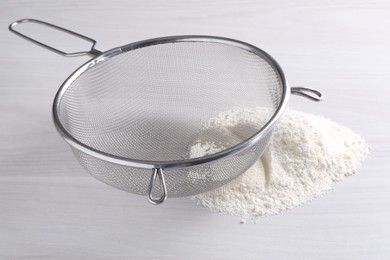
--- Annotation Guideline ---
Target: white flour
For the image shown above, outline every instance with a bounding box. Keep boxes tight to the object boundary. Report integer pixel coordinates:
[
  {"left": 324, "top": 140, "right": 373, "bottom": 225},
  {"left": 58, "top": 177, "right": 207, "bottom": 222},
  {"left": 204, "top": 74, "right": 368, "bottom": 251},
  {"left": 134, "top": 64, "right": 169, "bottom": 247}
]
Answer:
[{"left": 189, "top": 108, "right": 369, "bottom": 219}]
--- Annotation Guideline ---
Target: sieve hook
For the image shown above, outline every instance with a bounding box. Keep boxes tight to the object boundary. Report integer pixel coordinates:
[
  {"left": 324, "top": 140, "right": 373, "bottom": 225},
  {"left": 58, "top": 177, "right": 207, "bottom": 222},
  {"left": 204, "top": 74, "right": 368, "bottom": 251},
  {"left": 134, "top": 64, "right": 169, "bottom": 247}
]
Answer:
[
  {"left": 147, "top": 168, "right": 167, "bottom": 205},
  {"left": 291, "top": 87, "right": 323, "bottom": 101},
  {"left": 9, "top": 18, "right": 102, "bottom": 57}
]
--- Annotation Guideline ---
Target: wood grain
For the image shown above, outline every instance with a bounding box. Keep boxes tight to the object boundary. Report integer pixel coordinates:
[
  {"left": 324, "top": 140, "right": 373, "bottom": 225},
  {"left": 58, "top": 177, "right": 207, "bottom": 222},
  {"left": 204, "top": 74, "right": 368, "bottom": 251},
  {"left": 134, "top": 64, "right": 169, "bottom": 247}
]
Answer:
[{"left": 1, "top": 0, "right": 389, "bottom": 259}]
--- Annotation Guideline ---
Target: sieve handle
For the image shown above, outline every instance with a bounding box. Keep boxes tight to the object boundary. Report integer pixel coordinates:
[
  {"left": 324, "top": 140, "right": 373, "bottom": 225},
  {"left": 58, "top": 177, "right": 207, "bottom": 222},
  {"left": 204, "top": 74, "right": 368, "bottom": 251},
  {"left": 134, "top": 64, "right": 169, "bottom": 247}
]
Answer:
[
  {"left": 291, "top": 87, "right": 323, "bottom": 101},
  {"left": 147, "top": 168, "right": 168, "bottom": 205},
  {"left": 9, "top": 18, "right": 102, "bottom": 57}
]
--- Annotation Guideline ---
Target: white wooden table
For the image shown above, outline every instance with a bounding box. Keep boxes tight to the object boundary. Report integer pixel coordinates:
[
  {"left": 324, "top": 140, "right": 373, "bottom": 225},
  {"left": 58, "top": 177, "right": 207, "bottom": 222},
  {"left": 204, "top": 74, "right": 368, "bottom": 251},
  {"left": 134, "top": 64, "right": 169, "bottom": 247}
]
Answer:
[{"left": 1, "top": 1, "right": 389, "bottom": 259}]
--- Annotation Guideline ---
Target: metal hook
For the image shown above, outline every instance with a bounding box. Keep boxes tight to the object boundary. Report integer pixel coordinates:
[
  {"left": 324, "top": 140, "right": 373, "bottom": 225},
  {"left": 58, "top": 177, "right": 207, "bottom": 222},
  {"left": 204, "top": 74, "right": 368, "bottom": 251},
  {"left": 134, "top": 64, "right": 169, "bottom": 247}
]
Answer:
[
  {"left": 147, "top": 168, "right": 167, "bottom": 205},
  {"left": 291, "top": 86, "right": 323, "bottom": 101}
]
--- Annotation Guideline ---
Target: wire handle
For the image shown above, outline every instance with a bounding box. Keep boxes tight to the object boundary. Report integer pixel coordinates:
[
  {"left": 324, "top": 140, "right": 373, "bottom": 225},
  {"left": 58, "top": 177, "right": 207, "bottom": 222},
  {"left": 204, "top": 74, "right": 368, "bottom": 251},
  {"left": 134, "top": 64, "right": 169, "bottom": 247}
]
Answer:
[
  {"left": 291, "top": 87, "right": 323, "bottom": 101},
  {"left": 9, "top": 18, "right": 102, "bottom": 57},
  {"left": 148, "top": 168, "right": 167, "bottom": 205}
]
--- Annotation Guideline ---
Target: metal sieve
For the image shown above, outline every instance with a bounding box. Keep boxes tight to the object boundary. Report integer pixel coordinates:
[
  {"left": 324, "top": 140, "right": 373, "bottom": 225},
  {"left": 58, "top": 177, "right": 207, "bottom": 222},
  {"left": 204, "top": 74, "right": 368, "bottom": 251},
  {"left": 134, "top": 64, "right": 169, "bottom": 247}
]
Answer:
[{"left": 10, "top": 19, "right": 322, "bottom": 204}]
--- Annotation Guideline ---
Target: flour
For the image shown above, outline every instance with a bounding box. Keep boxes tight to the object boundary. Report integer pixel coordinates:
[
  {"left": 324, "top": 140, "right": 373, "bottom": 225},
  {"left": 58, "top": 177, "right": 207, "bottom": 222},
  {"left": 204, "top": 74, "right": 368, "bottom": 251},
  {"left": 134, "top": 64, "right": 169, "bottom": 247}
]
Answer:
[{"left": 189, "top": 108, "right": 369, "bottom": 219}]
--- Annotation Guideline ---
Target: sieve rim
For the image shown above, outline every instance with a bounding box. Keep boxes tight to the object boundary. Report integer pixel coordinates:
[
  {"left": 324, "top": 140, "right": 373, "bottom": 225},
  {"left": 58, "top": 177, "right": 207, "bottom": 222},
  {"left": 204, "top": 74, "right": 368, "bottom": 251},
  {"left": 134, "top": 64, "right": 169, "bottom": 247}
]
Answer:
[{"left": 52, "top": 35, "right": 290, "bottom": 170}]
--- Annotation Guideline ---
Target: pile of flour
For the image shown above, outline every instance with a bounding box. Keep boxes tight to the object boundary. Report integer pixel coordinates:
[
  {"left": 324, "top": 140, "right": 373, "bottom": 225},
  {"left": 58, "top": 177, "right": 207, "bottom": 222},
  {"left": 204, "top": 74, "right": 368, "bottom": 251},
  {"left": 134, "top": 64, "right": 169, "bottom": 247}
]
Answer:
[{"left": 189, "top": 107, "right": 369, "bottom": 219}]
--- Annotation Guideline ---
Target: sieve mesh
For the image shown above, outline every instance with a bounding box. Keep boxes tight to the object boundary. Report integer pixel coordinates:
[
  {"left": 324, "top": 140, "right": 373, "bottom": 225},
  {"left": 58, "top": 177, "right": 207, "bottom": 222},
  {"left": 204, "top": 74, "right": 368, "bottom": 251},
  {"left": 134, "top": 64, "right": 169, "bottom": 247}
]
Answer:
[
  {"left": 72, "top": 133, "right": 271, "bottom": 197},
  {"left": 57, "top": 39, "right": 283, "bottom": 198}
]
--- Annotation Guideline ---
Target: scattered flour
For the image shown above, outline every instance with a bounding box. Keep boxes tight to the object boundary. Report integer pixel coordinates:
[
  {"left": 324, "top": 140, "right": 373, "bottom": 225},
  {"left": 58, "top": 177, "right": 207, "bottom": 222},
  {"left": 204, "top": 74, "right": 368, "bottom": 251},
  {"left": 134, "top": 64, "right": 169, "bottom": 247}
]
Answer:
[{"left": 189, "top": 108, "right": 370, "bottom": 219}]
